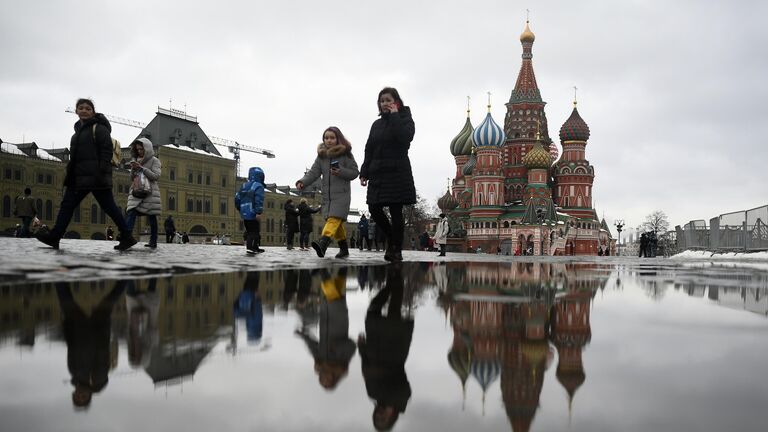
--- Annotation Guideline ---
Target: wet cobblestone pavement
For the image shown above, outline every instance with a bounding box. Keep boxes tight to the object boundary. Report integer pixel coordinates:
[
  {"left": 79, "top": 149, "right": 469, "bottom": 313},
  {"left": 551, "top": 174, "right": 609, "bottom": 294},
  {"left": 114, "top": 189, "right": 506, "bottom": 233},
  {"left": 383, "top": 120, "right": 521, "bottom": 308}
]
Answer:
[{"left": 1, "top": 238, "right": 767, "bottom": 431}]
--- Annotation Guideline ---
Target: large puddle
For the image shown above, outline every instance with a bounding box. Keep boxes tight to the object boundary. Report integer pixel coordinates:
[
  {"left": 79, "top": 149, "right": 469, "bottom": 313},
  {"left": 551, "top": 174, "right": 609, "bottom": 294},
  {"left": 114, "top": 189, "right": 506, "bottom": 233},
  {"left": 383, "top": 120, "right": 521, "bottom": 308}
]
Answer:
[{"left": 1, "top": 261, "right": 767, "bottom": 431}]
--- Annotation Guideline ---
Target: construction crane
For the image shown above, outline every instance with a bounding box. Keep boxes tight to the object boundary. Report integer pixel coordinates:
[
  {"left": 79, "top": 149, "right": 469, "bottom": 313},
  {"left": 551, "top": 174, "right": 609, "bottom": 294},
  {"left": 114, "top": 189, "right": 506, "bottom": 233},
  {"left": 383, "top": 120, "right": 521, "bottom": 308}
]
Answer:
[{"left": 64, "top": 107, "right": 276, "bottom": 172}]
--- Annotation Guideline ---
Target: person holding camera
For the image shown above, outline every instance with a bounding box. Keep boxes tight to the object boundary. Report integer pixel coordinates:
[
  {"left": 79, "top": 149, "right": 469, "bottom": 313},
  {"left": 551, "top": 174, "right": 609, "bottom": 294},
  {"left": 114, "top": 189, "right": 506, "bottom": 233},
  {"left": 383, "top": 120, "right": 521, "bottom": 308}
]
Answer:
[
  {"left": 359, "top": 87, "right": 416, "bottom": 262},
  {"left": 124, "top": 138, "right": 161, "bottom": 249},
  {"left": 296, "top": 127, "right": 359, "bottom": 258}
]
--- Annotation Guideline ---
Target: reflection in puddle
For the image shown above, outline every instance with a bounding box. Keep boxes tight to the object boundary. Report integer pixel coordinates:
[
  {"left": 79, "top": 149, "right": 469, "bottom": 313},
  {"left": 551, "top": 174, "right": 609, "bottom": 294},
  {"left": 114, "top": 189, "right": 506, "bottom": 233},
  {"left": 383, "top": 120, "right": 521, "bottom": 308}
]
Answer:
[{"left": 0, "top": 261, "right": 767, "bottom": 431}]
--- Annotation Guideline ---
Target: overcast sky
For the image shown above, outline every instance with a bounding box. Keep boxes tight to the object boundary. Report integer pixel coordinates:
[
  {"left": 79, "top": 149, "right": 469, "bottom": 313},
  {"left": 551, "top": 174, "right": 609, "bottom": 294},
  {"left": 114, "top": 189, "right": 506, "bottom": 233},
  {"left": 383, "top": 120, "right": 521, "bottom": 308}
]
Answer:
[{"left": 1, "top": 0, "right": 766, "bottom": 234}]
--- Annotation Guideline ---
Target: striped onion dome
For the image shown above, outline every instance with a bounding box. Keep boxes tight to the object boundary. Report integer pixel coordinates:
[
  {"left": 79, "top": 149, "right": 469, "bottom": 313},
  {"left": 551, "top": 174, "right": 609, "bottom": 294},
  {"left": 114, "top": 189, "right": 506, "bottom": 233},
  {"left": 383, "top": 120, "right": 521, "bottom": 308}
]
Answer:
[
  {"left": 522, "top": 141, "right": 552, "bottom": 169},
  {"left": 448, "top": 350, "right": 471, "bottom": 387},
  {"left": 559, "top": 104, "right": 590, "bottom": 142},
  {"left": 462, "top": 152, "right": 477, "bottom": 175},
  {"left": 549, "top": 141, "right": 559, "bottom": 161},
  {"left": 450, "top": 116, "right": 474, "bottom": 156},
  {"left": 470, "top": 358, "right": 501, "bottom": 392},
  {"left": 438, "top": 189, "right": 459, "bottom": 211},
  {"left": 473, "top": 112, "right": 506, "bottom": 148}
]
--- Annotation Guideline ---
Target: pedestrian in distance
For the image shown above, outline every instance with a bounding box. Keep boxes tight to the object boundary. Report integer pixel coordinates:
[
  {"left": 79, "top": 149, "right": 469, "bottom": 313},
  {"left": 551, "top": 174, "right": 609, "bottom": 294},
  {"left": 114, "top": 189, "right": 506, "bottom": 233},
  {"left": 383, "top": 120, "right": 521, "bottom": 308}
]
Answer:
[
  {"left": 369, "top": 218, "right": 379, "bottom": 251},
  {"left": 359, "top": 87, "right": 416, "bottom": 262},
  {"left": 297, "top": 198, "right": 320, "bottom": 251},
  {"left": 36, "top": 98, "right": 137, "bottom": 250},
  {"left": 106, "top": 226, "right": 114, "bottom": 241},
  {"left": 181, "top": 232, "right": 189, "bottom": 244},
  {"left": 284, "top": 199, "right": 299, "bottom": 250},
  {"left": 296, "top": 126, "right": 359, "bottom": 258},
  {"left": 235, "top": 167, "right": 266, "bottom": 255},
  {"left": 433, "top": 213, "right": 449, "bottom": 257},
  {"left": 164, "top": 215, "right": 176, "bottom": 243},
  {"left": 639, "top": 233, "right": 648, "bottom": 258},
  {"left": 124, "top": 138, "right": 161, "bottom": 249},
  {"left": 358, "top": 213, "right": 370, "bottom": 251},
  {"left": 13, "top": 187, "right": 37, "bottom": 238}
]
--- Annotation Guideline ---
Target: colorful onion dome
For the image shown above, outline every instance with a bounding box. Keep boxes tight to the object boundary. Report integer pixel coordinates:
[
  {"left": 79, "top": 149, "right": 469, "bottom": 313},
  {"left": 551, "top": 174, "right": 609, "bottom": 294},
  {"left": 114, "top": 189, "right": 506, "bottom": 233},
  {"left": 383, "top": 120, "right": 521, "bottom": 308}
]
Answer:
[
  {"left": 470, "top": 358, "right": 501, "bottom": 393},
  {"left": 450, "top": 116, "right": 474, "bottom": 156},
  {"left": 549, "top": 141, "right": 559, "bottom": 161},
  {"left": 438, "top": 189, "right": 459, "bottom": 211},
  {"left": 520, "top": 20, "right": 535, "bottom": 43},
  {"left": 462, "top": 152, "right": 477, "bottom": 175},
  {"left": 473, "top": 112, "right": 506, "bottom": 148},
  {"left": 559, "top": 104, "right": 590, "bottom": 142},
  {"left": 522, "top": 141, "right": 552, "bottom": 169}
]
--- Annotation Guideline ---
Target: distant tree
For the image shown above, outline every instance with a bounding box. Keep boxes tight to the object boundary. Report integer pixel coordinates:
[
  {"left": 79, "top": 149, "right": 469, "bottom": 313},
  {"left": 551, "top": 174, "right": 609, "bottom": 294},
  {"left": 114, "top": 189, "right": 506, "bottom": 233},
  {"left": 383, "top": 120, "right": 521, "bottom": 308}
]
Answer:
[
  {"left": 642, "top": 210, "right": 669, "bottom": 234},
  {"left": 404, "top": 192, "right": 437, "bottom": 242}
]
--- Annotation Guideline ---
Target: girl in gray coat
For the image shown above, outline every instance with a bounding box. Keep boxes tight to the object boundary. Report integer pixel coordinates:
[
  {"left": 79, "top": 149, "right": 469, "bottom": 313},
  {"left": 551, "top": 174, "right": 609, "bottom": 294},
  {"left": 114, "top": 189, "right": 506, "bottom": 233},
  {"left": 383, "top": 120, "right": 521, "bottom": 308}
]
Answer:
[
  {"left": 125, "top": 138, "right": 162, "bottom": 248},
  {"left": 296, "top": 127, "right": 359, "bottom": 258}
]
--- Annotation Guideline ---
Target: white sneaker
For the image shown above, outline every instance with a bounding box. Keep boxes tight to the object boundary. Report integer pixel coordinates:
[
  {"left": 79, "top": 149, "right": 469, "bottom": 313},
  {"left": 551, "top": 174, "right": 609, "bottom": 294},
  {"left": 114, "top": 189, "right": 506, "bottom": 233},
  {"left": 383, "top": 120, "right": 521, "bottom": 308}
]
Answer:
[{"left": 246, "top": 249, "right": 256, "bottom": 255}]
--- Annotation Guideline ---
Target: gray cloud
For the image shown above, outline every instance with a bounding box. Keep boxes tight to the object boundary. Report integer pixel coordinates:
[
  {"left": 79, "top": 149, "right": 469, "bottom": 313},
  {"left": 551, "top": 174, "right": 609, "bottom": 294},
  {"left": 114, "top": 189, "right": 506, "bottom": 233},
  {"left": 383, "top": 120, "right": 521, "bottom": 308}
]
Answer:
[{"left": 2, "top": 0, "right": 766, "bottom": 232}]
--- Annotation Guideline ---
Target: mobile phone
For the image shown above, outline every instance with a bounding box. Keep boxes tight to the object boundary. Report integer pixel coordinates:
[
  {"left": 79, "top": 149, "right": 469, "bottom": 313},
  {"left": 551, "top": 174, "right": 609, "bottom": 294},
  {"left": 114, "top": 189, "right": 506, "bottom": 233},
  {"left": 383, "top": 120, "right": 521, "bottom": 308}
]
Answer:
[{"left": 330, "top": 160, "right": 340, "bottom": 169}]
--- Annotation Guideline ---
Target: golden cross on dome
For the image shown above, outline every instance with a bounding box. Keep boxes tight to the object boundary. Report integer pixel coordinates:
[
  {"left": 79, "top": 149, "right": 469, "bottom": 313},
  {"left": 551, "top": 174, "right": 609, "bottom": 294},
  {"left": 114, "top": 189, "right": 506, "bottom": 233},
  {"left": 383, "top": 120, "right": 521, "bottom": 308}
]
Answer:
[
  {"left": 466, "top": 95, "right": 471, "bottom": 116},
  {"left": 573, "top": 86, "right": 578, "bottom": 106},
  {"left": 486, "top": 91, "right": 492, "bottom": 112},
  {"left": 526, "top": 8, "right": 530, "bottom": 22}
]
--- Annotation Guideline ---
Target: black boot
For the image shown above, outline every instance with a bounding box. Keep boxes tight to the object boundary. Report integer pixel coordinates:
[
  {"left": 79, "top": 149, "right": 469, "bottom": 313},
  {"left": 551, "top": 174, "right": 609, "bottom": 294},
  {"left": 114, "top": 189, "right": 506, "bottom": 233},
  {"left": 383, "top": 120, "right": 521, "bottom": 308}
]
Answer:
[
  {"left": 384, "top": 239, "right": 403, "bottom": 262},
  {"left": 311, "top": 236, "right": 332, "bottom": 257},
  {"left": 36, "top": 231, "right": 61, "bottom": 249},
  {"left": 335, "top": 240, "right": 350, "bottom": 258},
  {"left": 438, "top": 244, "right": 446, "bottom": 257},
  {"left": 114, "top": 232, "right": 138, "bottom": 251}
]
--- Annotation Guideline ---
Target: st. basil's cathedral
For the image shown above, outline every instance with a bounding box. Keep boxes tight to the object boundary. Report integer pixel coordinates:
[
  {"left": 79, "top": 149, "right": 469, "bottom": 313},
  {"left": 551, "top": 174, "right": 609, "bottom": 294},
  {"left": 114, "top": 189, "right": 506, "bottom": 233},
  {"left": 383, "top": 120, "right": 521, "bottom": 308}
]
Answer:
[{"left": 438, "top": 20, "right": 615, "bottom": 256}]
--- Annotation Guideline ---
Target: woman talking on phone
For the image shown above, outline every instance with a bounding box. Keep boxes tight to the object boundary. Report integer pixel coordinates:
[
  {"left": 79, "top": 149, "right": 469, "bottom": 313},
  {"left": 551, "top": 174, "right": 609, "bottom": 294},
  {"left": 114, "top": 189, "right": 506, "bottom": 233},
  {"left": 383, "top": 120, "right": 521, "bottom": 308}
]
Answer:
[
  {"left": 359, "top": 87, "right": 416, "bottom": 262},
  {"left": 296, "top": 127, "right": 359, "bottom": 258}
]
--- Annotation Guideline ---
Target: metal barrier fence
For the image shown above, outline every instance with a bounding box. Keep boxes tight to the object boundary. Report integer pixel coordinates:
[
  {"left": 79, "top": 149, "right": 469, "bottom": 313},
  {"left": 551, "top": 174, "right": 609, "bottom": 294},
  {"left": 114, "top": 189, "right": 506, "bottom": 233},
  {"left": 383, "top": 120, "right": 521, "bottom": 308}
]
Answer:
[{"left": 675, "top": 205, "right": 768, "bottom": 252}]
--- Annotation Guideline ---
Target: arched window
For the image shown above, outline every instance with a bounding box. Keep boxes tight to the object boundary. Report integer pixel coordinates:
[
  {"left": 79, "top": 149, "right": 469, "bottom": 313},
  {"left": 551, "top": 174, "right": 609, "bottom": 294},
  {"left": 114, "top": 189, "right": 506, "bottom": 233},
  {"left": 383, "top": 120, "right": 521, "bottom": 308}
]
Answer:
[
  {"left": 168, "top": 195, "right": 176, "bottom": 211},
  {"left": 91, "top": 204, "right": 98, "bottom": 224},
  {"left": 45, "top": 200, "right": 53, "bottom": 220},
  {"left": 2, "top": 196, "right": 10, "bottom": 217},
  {"left": 36, "top": 199, "right": 43, "bottom": 215},
  {"left": 73, "top": 205, "right": 81, "bottom": 222}
]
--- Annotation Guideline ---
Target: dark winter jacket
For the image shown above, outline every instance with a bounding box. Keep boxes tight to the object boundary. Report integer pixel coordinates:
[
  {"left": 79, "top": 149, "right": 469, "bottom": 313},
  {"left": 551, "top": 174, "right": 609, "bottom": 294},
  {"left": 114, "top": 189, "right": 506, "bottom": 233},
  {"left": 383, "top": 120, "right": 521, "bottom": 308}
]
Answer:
[
  {"left": 14, "top": 194, "right": 37, "bottom": 217},
  {"left": 297, "top": 202, "right": 320, "bottom": 233},
  {"left": 360, "top": 107, "right": 416, "bottom": 205},
  {"left": 235, "top": 167, "right": 265, "bottom": 220},
  {"left": 359, "top": 315, "right": 413, "bottom": 413},
  {"left": 65, "top": 113, "right": 115, "bottom": 190},
  {"left": 164, "top": 216, "right": 176, "bottom": 233},
  {"left": 358, "top": 216, "right": 369, "bottom": 236},
  {"left": 284, "top": 201, "right": 299, "bottom": 231},
  {"left": 298, "top": 142, "right": 359, "bottom": 219}
]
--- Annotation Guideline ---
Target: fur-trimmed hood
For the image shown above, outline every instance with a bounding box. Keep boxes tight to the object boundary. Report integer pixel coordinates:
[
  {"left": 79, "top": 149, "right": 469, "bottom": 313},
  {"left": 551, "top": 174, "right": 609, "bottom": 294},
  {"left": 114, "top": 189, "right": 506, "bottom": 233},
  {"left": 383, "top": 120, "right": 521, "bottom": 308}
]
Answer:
[{"left": 316, "top": 142, "right": 353, "bottom": 159}]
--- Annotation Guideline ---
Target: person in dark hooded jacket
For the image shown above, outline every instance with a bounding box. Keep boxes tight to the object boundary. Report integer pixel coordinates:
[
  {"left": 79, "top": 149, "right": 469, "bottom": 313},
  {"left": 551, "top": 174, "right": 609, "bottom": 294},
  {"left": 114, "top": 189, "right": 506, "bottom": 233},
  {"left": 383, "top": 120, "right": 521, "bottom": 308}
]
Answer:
[
  {"left": 360, "top": 88, "right": 416, "bottom": 262},
  {"left": 37, "top": 98, "right": 136, "bottom": 250},
  {"left": 283, "top": 199, "right": 299, "bottom": 249},
  {"left": 297, "top": 198, "right": 320, "bottom": 251}
]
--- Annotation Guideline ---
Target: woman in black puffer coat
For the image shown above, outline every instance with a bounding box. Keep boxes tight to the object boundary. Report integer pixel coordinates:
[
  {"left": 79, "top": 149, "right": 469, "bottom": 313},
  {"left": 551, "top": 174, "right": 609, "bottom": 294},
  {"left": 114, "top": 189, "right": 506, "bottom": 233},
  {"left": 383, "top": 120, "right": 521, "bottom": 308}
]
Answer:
[
  {"left": 36, "top": 98, "right": 136, "bottom": 251},
  {"left": 359, "top": 87, "right": 416, "bottom": 262}
]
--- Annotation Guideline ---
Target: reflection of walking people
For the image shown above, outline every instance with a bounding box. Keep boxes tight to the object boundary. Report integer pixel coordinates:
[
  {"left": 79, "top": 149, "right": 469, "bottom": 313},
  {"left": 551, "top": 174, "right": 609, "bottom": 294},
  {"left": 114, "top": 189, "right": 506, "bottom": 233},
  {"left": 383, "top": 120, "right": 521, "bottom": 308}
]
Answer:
[
  {"left": 360, "top": 87, "right": 416, "bottom": 262},
  {"left": 234, "top": 272, "right": 263, "bottom": 342},
  {"left": 37, "top": 98, "right": 136, "bottom": 250},
  {"left": 296, "top": 268, "right": 356, "bottom": 390},
  {"left": 235, "top": 167, "right": 266, "bottom": 255},
  {"left": 433, "top": 213, "right": 449, "bottom": 257},
  {"left": 297, "top": 198, "right": 320, "bottom": 251},
  {"left": 125, "top": 278, "right": 160, "bottom": 368},
  {"left": 296, "top": 127, "right": 359, "bottom": 258},
  {"left": 56, "top": 280, "right": 126, "bottom": 409},
  {"left": 164, "top": 215, "right": 176, "bottom": 243},
  {"left": 358, "top": 264, "right": 414, "bottom": 430},
  {"left": 13, "top": 187, "right": 37, "bottom": 237},
  {"left": 125, "top": 138, "right": 161, "bottom": 249},
  {"left": 284, "top": 199, "right": 299, "bottom": 250}
]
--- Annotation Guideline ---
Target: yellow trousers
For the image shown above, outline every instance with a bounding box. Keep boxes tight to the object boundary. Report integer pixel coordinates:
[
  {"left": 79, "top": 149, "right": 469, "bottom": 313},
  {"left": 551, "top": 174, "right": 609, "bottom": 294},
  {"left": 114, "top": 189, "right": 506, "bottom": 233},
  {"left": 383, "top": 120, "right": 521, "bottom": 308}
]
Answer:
[{"left": 321, "top": 217, "right": 347, "bottom": 241}]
